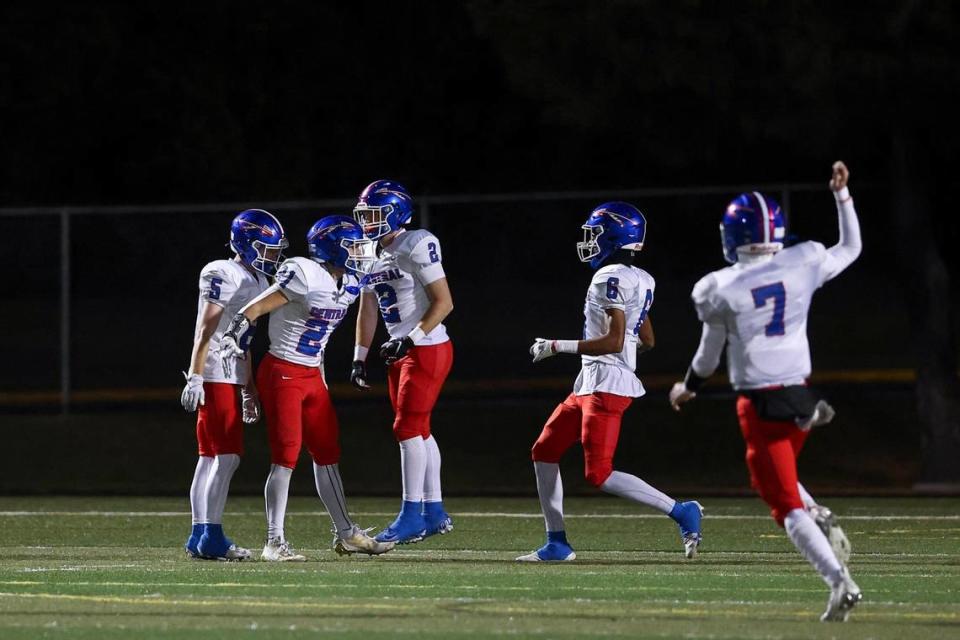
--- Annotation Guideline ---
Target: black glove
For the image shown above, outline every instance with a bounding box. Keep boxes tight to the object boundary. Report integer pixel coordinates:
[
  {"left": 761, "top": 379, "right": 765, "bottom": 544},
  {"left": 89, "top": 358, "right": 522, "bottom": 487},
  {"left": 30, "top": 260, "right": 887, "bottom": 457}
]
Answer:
[
  {"left": 350, "top": 360, "right": 370, "bottom": 390},
  {"left": 380, "top": 337, "right": 414, "bottom": 365}
]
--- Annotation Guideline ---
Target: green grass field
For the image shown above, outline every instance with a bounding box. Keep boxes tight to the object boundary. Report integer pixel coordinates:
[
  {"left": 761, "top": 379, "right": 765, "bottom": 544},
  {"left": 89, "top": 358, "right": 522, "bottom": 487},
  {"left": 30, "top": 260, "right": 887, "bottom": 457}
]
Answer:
[{"left": 0, "top": 496, "right": 957, "bottom": 639}]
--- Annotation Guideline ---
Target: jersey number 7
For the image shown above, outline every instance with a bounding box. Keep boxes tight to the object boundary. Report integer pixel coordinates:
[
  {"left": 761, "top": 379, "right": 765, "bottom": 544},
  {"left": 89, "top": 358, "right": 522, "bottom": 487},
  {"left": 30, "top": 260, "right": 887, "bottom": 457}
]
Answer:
[{"left": 751, "top": 282, "right": 786, "bottom": 336}]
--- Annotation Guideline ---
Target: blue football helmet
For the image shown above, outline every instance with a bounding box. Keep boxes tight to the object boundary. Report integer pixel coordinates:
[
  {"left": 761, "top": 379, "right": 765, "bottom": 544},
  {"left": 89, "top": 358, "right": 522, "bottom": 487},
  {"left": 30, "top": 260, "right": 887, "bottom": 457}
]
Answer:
[
  {"left": 353, "top": 180, "right": 414, "bottom": 240},
  {"left": 577, "top": 202, "right": 647, "bottom": 269},
  {"left": 229, "top": 209, "right": 288, "bottom": 276},
  {"left": 720, "top": 192, "right": 785, "bottom": 264},
  {"left": 307, "top": 215, "right": 375, "bottom": 276}
]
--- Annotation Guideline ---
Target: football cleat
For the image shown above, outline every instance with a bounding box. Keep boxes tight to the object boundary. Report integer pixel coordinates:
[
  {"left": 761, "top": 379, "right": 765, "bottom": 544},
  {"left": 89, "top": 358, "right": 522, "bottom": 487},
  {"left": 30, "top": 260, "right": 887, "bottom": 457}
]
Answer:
[
  {"left": 809, "top": 505, "right": 852, "bottom": 565},
  {"left": 197, "top": 524, "right": 251, "bottom": 561},
  {"left": 821, "top": 567, "right": 862, "bottom": 622},
  {"left": 375, "top": 501, "right": 427, "bottom": 544},
  {"left": 516, "top": 532, "right": 576, "bottom": 562},
  {"left": 334, "top": 526, "right": 396, "bottom": 556},
  {"left": 670, "top": 500, "right": 705, "bottom": 559},
  {"left": 261, "top": 536, "right": 306, "bottom": 562},
  {"left": 422, "top": 502, "right": 454, "bottom": 539},
  {"left": 184, "top": 523, "right": 204, "bottom": 559}
]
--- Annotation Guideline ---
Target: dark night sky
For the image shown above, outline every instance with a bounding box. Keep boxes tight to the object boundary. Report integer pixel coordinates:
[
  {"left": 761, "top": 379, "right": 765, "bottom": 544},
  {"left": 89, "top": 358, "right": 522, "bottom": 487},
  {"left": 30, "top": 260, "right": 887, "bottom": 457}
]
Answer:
[{"left": 2, "top": 1, "right": 958, "bottom": 205}]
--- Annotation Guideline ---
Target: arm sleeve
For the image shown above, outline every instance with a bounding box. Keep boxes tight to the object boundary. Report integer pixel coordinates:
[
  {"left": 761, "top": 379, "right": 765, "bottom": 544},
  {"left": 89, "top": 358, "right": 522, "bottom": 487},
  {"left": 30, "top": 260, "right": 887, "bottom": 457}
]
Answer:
[
  {"left": 690, "top": 321, "right": 727, "bottom": 378},
  {"left": 199, "top": 265, "right": 238, "bottom": 308},
  {"left": 408, "top": 235, "right": 446, "bottom": 285},
  {"left": 274, "top": 260, "right": 309, "bottom": 303},
  {"left": 819, "top": 186, "right": 862, "bottom": 283},
  {"left": 691, "top": 274, "right": 721, "bottom": 323},
  {"left": 589, "top": 271, "right": 627, "bottom": 311}
]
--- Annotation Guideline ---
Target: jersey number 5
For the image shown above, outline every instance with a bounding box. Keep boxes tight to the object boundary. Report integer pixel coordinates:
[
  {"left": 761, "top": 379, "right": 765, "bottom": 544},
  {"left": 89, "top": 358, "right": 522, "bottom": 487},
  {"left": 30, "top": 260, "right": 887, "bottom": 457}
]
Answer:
[{"left": 751, "top": 282, "right": 786, "bottom": 336}]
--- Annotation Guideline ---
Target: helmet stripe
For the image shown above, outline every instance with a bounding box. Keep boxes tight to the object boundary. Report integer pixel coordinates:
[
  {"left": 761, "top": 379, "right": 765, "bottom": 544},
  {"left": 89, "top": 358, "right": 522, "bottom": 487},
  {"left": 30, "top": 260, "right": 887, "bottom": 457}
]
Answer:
[{"left": 753, "top": 191, "right": 769, "bottom": 244}]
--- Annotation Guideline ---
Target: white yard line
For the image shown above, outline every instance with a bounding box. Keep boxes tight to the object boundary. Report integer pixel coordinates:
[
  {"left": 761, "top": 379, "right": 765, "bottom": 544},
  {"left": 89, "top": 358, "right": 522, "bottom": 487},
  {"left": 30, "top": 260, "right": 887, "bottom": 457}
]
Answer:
[{"left": 0, "top": 510, "right": 957, "bottom": 521}]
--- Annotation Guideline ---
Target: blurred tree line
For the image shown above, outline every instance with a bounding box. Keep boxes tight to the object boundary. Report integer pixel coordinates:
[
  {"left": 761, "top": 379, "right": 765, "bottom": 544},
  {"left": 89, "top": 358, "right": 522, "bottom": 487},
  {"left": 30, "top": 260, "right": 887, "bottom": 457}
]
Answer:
[{"left": 1, "top": 0, "right": 956, "bottom": 481}]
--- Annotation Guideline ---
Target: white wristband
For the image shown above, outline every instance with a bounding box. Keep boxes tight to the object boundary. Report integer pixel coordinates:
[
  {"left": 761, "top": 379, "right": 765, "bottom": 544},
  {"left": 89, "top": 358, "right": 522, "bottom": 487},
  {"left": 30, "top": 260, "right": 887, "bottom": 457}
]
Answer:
[
  {"left": 553, "top": 339, "right": 579, "bottom": 354},
  {"left": 353, "top": 345, "right": 369, "bottom": 362},
  {"left": 833, "top": 186, "right": 851, "bottom": 203},
  {"left": 407, "top": 326, "right": 426, "bottom": 344}
]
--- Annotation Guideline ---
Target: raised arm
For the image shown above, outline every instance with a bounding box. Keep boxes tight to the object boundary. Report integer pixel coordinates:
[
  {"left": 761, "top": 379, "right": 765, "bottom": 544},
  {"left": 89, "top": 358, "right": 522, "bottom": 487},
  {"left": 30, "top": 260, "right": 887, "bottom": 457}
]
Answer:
[{"left": 822, "top": 161, "right": 862, "bottom": 281}]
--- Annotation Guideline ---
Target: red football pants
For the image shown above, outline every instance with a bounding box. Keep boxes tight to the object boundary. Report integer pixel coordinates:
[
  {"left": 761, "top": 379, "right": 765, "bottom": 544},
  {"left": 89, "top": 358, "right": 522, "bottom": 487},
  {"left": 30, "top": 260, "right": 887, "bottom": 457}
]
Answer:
[
  {"left": 737, "top": 394, "right": 810, "bottom": 526},
  {"left": 257, "top": 353, "right": 340, "bottom": 468},
  {"left": 387, "top": 341, "right": 453, "bottom": 441},
  {"left": 531, "top": 391, "right": 633, "bottom": 487},
  {"left": 196, "top": 382, "right": 244, "bottom": 457}
]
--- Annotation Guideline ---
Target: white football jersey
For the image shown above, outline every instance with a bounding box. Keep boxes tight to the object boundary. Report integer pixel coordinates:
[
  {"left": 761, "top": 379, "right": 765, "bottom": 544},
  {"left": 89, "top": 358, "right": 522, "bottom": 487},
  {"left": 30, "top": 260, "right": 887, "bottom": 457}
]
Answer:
[
  {"left": 363, "top": 229, "right": 450, "bottom": 345},
  {"left": 267, "top": 257, "right": 361, "bottom": 368},
  {"left": 692, "top": 240, "right": 841, "bottom": 389},
  {"left": 573, "top": 263, "right": 655, "bottom": 398},
  {"left": 195, "top": 259, "right": 270, "bottom": 385}
]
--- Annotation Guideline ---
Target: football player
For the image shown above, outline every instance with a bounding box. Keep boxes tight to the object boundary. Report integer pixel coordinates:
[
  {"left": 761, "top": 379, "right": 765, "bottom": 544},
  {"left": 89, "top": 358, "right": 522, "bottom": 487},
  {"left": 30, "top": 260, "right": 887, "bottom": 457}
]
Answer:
[
  {"left": 517, "top": 202, "right": 704, "bottom": 563},
  {"left": 181, "top": 209, "right": 287, "bottom": 561},
  {"left": 350, "top": 180, "right": 455, "bottom": 544},
  {"left": 669, "top": 162, "right": 862, "bottom": 621},
  {"left": 219, "top": 216, "right": 394, "bottom": 559}
]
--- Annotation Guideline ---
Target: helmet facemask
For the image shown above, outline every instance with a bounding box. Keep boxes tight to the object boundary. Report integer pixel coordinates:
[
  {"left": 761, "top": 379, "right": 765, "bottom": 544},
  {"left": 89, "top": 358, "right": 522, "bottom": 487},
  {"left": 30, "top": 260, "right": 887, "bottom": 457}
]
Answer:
[
  {"left": 341, "top": 236, "right": 376, "bottom": 276},
  {"left": 577, "top": 224, "right": 604, "bottom": 264},
  {"left": 250, "top": 238, "right": 289, "bottom": 276},
  {"left": 353, "top": 203, "right": 395, "bottom": 240}
]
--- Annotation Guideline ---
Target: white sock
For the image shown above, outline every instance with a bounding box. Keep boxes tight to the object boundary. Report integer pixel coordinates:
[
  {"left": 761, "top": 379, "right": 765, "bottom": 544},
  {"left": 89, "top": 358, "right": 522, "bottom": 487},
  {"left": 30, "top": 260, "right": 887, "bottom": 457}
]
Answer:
[
  {"left": 399, "top": 436, "right": 427, "bottom": 503},
  {"left": 265, "top": 464, "right": 293, "bottom": 540},
  {"left": 313, "top": 462, "right": 354, "bottom": 537},
  {"left": 784, "top": 508, "right": 844, "bottom": 586},
  {"left": 189, "top": 456, "right": 214, "bottom": 525},
  {"left": 600, "top": 471, "right": 676, "bottom": 515},
  {"left": 423, "top": 435, "right": 443, "bottom": 503},
  {"left": 534, "top": 461, "right": 565, "bottom": 532},
  {"left": 797, "top": 482, "right": 818, "bottom": 509},
  {"left": 205, "top": 454, "right": 240, "bottom": 525}
]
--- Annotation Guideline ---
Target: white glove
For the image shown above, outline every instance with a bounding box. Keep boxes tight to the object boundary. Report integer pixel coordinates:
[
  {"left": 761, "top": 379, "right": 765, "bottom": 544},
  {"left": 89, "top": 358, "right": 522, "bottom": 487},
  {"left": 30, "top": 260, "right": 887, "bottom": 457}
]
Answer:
[
  {"left": 218, "top": 334, "right": 244, "bottom": 378},
  {"left": 241, "top": 387, "right": 260, "bottom": 424},
  {"left": 530, "top": 338, "right": 558, "bottom": 363},
  {"left": 669, "top": 382, "right": 696, "bottom": 412},
  {"left": 181, "top": 372, "right": 205, "bottom": 412}
]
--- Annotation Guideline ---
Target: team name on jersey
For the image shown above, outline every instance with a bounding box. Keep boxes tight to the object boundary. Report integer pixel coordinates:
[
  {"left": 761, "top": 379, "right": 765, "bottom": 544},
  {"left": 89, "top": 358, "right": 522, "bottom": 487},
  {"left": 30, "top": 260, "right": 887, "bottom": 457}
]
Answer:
[
  {"left": 308, "top": 306, "right": 348, "bottom": 322},
  {"left": 366, "top": 268, "right": 404, "bottom": 285}
]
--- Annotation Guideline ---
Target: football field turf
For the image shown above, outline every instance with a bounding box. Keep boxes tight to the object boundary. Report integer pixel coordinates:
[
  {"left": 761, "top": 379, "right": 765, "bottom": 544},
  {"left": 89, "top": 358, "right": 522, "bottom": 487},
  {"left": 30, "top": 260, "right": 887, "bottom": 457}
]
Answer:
[{"left": 0, "top": 496, "right": 957, "bottom": 639}]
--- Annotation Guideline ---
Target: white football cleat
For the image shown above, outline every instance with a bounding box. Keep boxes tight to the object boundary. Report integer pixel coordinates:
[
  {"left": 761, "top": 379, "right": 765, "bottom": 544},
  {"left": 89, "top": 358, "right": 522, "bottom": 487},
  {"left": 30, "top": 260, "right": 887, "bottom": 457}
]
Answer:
[
  {"left": 798, "top": 400, "right": 836, "bottom": 430},
  {"left": 809, "top": 505, "right": 851, "bottom": 565},
  {"left": 334, "top": 526, "right": 396, "bottom": 556},
  {"left": 214, "top": 544, "right": 251, "bottom": 562},
  {"left": 821, "top": 567, "right": 862, "bottom": 622},
  {"left": 261, "top": 537, "right": 306, "bottom": 562}
]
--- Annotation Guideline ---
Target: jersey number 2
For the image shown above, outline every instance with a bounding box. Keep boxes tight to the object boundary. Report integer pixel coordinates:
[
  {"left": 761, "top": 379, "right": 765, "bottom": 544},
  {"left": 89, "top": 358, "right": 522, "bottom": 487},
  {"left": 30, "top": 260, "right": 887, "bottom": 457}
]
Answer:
[
  {"left": 751, "top": 282, "right": 786, "bottom": 336},
  {"left": 296, "top": 308, "right": 329, "bottom": 356},
  {"left": 374, "top": 283, "right": 402, "bottom": 323}
]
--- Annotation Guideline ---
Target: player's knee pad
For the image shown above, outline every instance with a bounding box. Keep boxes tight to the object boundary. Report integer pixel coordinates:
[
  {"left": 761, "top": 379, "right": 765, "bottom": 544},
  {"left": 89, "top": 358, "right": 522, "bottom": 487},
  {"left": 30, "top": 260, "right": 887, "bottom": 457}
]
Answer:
[
  {"left": 393, "top": 411, "right": 429, "bottom": 441},
  {"left": 270, "top": 447, "right": 300, "bottom": 469},
  {"left": 584, "top": 460, "right": 613, "bottom": 487},
  {"left": 531, "top": 437, "right": 562, "bottom": 464},
  {"left": 758, "top": 488, "right": 803, "bottom": 528},
  {"left": 309, "top": 445, "right": 340, "bottom": 467}
]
